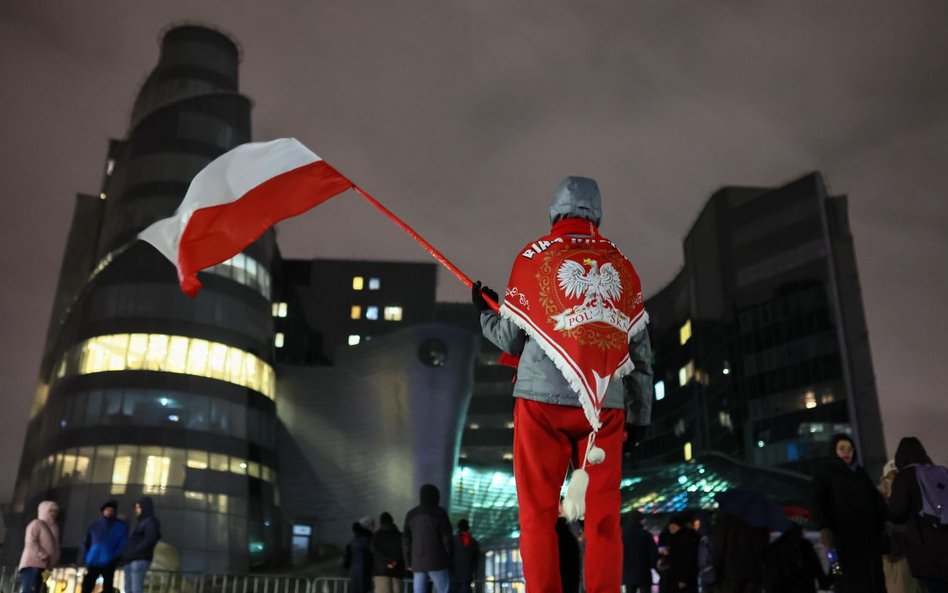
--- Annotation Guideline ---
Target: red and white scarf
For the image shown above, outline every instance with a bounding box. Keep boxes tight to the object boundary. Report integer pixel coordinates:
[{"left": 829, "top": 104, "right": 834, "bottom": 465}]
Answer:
[{"left": 500, "top": 218, "right": 647, "bottom": 432}]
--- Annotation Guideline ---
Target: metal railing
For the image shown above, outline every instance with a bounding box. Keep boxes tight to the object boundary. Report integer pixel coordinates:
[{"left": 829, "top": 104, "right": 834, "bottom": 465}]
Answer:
[{"left": 0, "top": 568, "right": 524, "bottom": 593}]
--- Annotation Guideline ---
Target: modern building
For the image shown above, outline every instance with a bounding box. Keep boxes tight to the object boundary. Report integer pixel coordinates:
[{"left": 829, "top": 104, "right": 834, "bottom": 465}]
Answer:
[
  {"left": 639, "top": 173, "right": 886, "bottom": 477},
  {"left": 4, "top": 26, "right": 281, "bottom": 571}
]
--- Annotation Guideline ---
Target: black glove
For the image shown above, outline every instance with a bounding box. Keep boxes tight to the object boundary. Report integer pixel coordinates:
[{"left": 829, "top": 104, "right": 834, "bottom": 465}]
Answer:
[
  {"left": 625, "top": 423, "right": 647, "bottom": 447},
  {"left": 472, "top": 281, "right": 499, "bottom": 313}
]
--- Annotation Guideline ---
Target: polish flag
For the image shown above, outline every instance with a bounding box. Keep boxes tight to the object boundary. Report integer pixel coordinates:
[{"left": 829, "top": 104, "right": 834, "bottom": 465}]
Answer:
[{"left": 139, "top": 138, "right": 352, "bottom": 296}]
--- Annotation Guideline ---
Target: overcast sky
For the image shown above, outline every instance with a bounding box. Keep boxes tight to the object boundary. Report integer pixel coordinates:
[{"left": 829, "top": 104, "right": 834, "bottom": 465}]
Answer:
[{"left": 1, "top": 1, "right": 946, "bottom": 500}]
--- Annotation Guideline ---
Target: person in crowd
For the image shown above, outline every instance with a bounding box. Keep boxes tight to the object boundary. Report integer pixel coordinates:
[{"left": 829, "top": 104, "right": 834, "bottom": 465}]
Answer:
[
  {"left": 556, "top": 516, "right": 581, "bottom": 593},
  {"left": 403, "top": 484, "right": 453, "bottom": 593},
  {"left": 877, "top": 459, "right": 919, "bottom": 593},
  {"left": 812, "top": 433, "right": 887, "bottom": 593},
  {"left": 344, "top": 518, "right": 374, "bottom": 593},
  {"left": 473, "top": 176, "right": 653, "bottom": 593},
  {"left": 80, "top": 500, "right": 127, "bottom": 593},
  {"left": 121, "top": 497, "right": 161, "bottom": 593},
  {"left": 621, "top": 510, "right": 657, "bottom": 593},
  {"left": 667, "top": 513, "right": 700, "bottom": 593},
  {"left": 712, "top": 510, "right": 770, "bottom": 593},
  {"left": 888, "top": 436, "right": 948, "bottom": 593},
  {"left": 656, "top": 519, "right": 675, "bottom": 593},
  {"left": 19, "top": 500, "right": 60, "bottom": 593},
  {"left": 449, "top": 519, "right": 480, "bottom": 593},
  {"left": 694, "top": 512, "right": 718, "bottom": 593},
  {"left": 762, "top": 521, "right": 828, "bottom": 593},
  {"left": 371, "top": 512, "right": 405, "bottom": 593}
]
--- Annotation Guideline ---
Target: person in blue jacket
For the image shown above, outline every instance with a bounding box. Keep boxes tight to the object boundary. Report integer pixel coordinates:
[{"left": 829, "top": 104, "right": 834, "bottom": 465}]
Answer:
[
  {"left": 121, "top": 497, "right": 161, "bottom": 593},
  {"left": 80, "top": 500, "right": 127, "bottom": 593}
]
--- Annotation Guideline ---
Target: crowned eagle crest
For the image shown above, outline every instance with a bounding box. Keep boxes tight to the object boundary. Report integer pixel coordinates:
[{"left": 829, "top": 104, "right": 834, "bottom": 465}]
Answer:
[{"left": 557, "top": 258, "right": 623, "bottom": 312}]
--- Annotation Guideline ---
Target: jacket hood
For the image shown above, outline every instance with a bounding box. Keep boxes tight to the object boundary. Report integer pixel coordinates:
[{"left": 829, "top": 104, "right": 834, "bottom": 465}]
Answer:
[
  {"left": 549, "top": 176, "right": 602, "bottom": 226},
  {"left": 37, "top": 500, "right": 58, "bottom": 523},
  {"left": 136, "top": 496, "right": 155, "bottom": 518},
  {"left": 894, "top": 436, "right": 932, "bottom": 469},
  {"left": 829, "top": 433, "right": 857, "bottom": 463},
  {"left": 420, "top": 483, "right": 440, "bottom": 506}
]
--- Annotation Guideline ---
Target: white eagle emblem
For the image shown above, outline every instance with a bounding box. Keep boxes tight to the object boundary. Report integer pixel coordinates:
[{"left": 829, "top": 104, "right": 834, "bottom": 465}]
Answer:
[{"left": 557, "top": 258, "right": 623, "bottom": 311}]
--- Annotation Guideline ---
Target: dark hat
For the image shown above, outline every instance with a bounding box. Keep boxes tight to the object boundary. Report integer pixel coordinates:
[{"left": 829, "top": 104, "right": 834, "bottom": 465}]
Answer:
[
  {"left": 458, "top": 519, "right": 470, "bottom": 532},
  {"left": 101, "top": 499, "right": 118, "bottom": 512}
]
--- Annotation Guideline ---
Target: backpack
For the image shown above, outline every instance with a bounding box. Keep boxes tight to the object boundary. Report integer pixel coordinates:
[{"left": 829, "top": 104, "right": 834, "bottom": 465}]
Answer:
[{"left": 914, "top": 464, "right": 948, "bottom": 529}]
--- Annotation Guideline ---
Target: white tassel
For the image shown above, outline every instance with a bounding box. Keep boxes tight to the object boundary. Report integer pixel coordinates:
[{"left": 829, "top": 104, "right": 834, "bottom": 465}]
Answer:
[
  {"left": 562, "top": 468, "right": 589, "bottom": 521},
  {"left": 586, "top": 446, "right": 606, "bottom": 465}
]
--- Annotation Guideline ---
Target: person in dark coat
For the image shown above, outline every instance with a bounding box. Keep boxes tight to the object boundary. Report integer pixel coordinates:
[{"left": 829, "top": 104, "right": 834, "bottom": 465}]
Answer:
[
  {"left": 344, "top": 520, "right": 374, "bottom": 593},
  {"left": 621, "top": 510, "right": 657, "bottom": 593},
  {"left": 403, "top": 484, "right": 453, "bottom": 593},
  {"left": 888, "top": 436, "right": 948, "bottom": 593},
  {"left": 762, "top": 524, "right": 828, "bottom": 593},
  {"left": 812, "top": 433, "right": 887, "bottom": 593},
  {"left": 449, "top": 519, "right": 480, "bottom": 593},
  {"left": 712, "top": 512, "right": 770, "bottom": 593},
  {"left": 371, "top": 512, "right": 405, "bottom": 593},
  {"left": 667, "top": 514, "right": 700, "bottom": 593},
  {"left": 80, "top": 500, "right": 127, "bottom": 593},
  {"left": 121, "top": 497, "right": 161, "bottom": 593},
  {"left": 555, "top": 517, "right": 581, "bottom": 593}
]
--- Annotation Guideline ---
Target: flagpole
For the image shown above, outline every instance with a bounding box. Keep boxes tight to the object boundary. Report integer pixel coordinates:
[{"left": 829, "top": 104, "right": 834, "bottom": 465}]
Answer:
[{"left": 352, "top": 185, "right": 500, "bottom": 312}]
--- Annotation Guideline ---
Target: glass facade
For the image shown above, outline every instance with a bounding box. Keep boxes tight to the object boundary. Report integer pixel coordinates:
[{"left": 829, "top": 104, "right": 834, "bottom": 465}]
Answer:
[{"left": 55, "top": 333, "right": 276, "bottom": 399}]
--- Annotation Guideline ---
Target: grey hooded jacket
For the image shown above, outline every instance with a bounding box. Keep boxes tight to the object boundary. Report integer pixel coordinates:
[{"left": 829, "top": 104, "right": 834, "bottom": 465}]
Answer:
[{"left": 479, "top": 176, "right": 654, "bottom": 425}]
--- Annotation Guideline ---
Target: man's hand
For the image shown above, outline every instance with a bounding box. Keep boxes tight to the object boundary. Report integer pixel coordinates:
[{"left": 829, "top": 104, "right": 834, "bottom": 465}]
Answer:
[{"left": 472, "top": 281, "right": 499, "bottom": 312}]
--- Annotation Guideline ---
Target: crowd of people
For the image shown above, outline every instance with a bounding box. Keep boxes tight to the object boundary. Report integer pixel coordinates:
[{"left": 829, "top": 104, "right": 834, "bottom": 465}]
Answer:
[
  {"left": 17, "top": 496, "right": 161, "bottom": 593},
  {"left": 616, "top": 434, "right": 946, "bottom": 593},
  {"left": 343, "top": 484, "right": 481, "bottom": 593}
]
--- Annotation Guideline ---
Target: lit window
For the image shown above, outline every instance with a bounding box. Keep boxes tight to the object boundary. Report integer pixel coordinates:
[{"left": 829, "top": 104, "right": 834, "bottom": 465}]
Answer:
[
  {"left": 143, "top": 455, "right": 170, "bottom": 494},
  {"left": 207, "top": 253, "right": 272, "bottom": 300},
  {"left": 469, "top": 423, "right": 480, "bottom": 430},
  {"left": 106, "top": 159, "right": 115, "bottom": 176},
  {"left": 655, "top": 380, "right": 666, "bottom": 401},
  {"left": 680, "top": 320, "right": 692, "bottom": 345},
  {"left": 804, "top": 391, "right": 817, "bottom": 409},
  {"left": 351, "top": 306, "right": 362, "bottom": 320},
  {"left": 348, "top": 335, "right": 361, "bottom": 346},
  {"left": 274, "top": 333, "right": 285, "bottom": 348},
  {"left": 678, "top": 361, "right": 695, "bottom": 386},
  {"left": 111, "top": 456, "right": 132, "bottom": 495},
  {"left": 186, "top": 451, "right": 208, "bottom": 469},
  {"left": 271, "top": 302, "right": 288, "bottom": 318},
  {"left": 366, "top": 306, "right": 379, "bottom": 320},
  {"left": 353, "top": 276, "right": 364, "bottom": 290},
  {"left": 502, "top": 452, "right": 514, "bottom": 460},
  {"left": 368, "top": 278, "right": 380, "bottom": 290},
  {"left": 61, "top": 334, "right": 276, "bottom": 399},
  {"left": 684, "top": 442, "right": 693, "bottom": 461},
  {"left": 384, "top": 306, "right": 403, "bottom": 321}
]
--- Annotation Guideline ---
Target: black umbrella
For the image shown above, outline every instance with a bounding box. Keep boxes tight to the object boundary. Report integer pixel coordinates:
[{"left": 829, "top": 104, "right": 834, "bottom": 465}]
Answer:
[{"left": 715, "top": 488, "right": 792, "bottom": 531}]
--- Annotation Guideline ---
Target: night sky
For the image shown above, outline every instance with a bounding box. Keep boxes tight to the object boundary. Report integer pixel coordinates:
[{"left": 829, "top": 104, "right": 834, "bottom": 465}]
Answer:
[{"left": 2, "top": 2, "right": 947, "bottom": 502}]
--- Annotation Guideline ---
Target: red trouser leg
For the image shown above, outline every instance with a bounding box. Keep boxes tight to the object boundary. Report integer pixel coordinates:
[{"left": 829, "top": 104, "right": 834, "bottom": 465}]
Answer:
[
  {"left": 514, "top": 398, "right": 573, "bottom": 593},
  {"left": 513, "top": 399, "right": 625, "bottom": 593},
  {"left": 574, "top": 407, "right": 624, "bottom": 593}
]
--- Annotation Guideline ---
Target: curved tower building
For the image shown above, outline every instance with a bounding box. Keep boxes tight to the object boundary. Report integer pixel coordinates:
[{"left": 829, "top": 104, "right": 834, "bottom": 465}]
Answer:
[{"left": 5, "top": 25, "right": 279, "bottom": 571}]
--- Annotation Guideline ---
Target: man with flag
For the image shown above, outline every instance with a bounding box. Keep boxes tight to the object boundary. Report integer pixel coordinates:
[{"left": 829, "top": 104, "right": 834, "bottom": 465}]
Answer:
[{"left": 473, "top": 176, "right": 653, "bottom": 593}]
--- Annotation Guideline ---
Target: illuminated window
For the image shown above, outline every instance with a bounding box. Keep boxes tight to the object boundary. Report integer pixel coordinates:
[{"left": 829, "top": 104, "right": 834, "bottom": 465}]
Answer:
[
  {"left": 351, "top": 305, "right": 362, "bottom": 319},
  {"left": 272, "top": 302, "right": 288, "bottom": 318},
  {"left": 348, "top": 335, "right": 361, "bottom": 346},
  {"left": 684, "top": 442, "right": 693, "bottom": 461},
  {"left": 469, "top": 423, "right": 480, "bottom": 430},
  {"left": 680, "top": 320, "right": 692, "bottom": 345},
  {"left": 804, "top": 391, "right": 817, "bottom": 409},
  {"left": 210, "top": 453, "right": 229, "bottom": 472},
  {"left": 366, "top": 306, "right": 379, "bottom": 320},
  {"left": 206, "top": 253, "right": 272, "bottom": 300},
  {"left": 274, "top": 333, "right": 285, "bottom": 348},
  {"left": 368, "top": 278, "right": 380, "bottom": 290},
  {"left": 678, "top": 361, "right": 695, "bottom": 386},
  {"left": 502, "top": 452, "right": 514, "bottom": 460},
  {"left": 60, "top": 334, "right": 276, "bottom": 399},
  {"left": 143, "top": 455, "right": 170, "bottom": 494},
  {"left": 655, "top": 380, "right": 666, "bottom": 401},
  {"left": 111, "top": 456, "right": 132, "bottom": 495},
  {"left": 186, "top": 451, "right": 208, "bottom": 469},
  {"left": 352, "top": 276, "right": 364, "bottom": 290},
  {"left": 384, "top": 306, "right": 403, "bottom": 321}
]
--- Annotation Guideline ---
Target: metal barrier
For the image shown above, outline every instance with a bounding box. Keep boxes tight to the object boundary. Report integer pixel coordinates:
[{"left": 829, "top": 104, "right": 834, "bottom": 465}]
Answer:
[{"left": 0, "top": 569, "right": 524, "bottom": 593}]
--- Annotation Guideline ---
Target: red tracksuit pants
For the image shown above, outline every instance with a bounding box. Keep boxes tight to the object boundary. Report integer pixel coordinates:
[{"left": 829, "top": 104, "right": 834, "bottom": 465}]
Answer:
[{"left": 513, "top": 398, "right": 625, "bottom": 593}]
